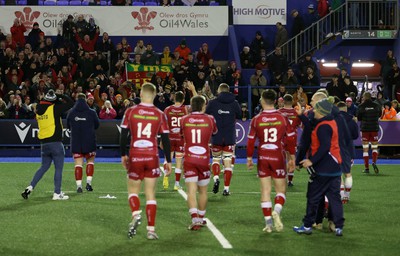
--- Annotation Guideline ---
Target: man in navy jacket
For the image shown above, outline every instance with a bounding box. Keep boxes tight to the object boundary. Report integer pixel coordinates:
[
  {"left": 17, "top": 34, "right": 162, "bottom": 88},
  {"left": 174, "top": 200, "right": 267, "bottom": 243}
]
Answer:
[
  {"left": 205, "top": 83, "right": 241, "bottom": 196},
  {"left": 67, "top": 93, "right": 100, "bottom": 193},
  {"left": 294, "top": 98, "right": 345, "bottom": 236}
]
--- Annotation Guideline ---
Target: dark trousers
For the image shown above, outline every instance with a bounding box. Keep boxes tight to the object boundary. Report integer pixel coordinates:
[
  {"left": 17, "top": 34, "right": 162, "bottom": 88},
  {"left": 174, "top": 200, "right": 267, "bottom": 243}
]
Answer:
[{"left": 303, "top": 175, "right": 344, "bottom": 229}]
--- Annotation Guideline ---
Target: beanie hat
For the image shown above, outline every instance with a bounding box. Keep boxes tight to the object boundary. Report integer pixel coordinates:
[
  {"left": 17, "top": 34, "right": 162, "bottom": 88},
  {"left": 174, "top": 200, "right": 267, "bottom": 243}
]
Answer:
[
  {"left": 315, "top": 97, "right": 334, "bottom": 116},
  {"left": 180, "top": 39, "right": 186, "bottom": 46},
  {"left": 44, "top": 89, "right": 57, "bottom": 102},
  {"left": 87, "top": 93, "right": 94, "bottom": 100},
  {"left": 33, "top": 22, "right": 39, "bottom": 27}
]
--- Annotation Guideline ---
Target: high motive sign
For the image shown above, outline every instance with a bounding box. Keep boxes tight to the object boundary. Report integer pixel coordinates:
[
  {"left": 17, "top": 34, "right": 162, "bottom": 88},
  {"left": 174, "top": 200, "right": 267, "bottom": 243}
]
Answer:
[{"left": 232, "top": 0, "right": 287, "bottom": 25}]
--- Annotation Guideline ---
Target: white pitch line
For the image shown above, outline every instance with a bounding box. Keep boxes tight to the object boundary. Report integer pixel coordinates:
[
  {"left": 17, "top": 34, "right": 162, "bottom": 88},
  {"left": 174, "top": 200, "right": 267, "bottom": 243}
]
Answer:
[{"left": 177, "top": 188, "right": 233, "bottom": 249}]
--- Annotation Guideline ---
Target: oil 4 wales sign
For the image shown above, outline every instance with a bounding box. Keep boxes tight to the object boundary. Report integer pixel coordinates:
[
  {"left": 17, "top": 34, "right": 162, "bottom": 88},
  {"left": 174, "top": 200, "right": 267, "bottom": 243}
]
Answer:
[
  {"left": 125, "top": 63, "right": 173, "bottom": 88},
  {"left": 0, "top": 6, "right": 228, "bottom": 36}
]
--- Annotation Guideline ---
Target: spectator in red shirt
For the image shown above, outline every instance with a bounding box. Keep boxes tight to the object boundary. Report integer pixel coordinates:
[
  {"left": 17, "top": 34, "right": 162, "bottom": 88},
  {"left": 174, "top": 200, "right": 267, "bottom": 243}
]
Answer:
[
  {"left": 174, "top": 39, "right": 191, "bottom": 61},
  {"left": 317, "top": 0, "right": 329, "bottom": 18},
  {"left": 197, "top": 43, "right": 212, "bottom": 67},
  {"left": 10, "top": 18, "right": 26, "bottom": 48},
  {"left": 75, "top": 28, "right": 100, "bottom": 53}
]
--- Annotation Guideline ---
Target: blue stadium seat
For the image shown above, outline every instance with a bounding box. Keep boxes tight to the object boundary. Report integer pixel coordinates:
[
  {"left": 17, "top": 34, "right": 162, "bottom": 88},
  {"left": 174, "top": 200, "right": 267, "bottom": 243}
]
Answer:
[
  {"left": 17, "top": 0, "right": 27, "bottom": 5},
  {"left": 132, "top": 2, "right": 144, "bottom": 6},
  {"left": 43, "top": 0, "right": 56, "bottom": 5},
  {"left": 0, "top": 0, "right": 5, "bottom": 4},
  {"left": 145, "top": 1, "right": 157, "bottom": 6},
  {"left": 39, "top": 0, "right": 44, "bottom": 4},
  {"left": 57, "top": 0, "right": 69, "bottom": 5},
  {"left": 69, "top": 0, "right": 81, "bottom": 5},
  {"left": 100, "top": 1, "right": 107, "bottom": 5},
  {"left": 81, "top": 1, "right": 89, "bottom": 5},
  {"left": 210, "top": 1, "right": 219, "bottom": 6}
]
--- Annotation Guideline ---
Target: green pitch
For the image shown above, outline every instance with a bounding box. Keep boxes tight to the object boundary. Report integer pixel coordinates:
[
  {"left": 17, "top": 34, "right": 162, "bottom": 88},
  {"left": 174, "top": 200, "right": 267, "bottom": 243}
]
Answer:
[{"left": 0, "top": 163, "right": 398, "bottom": 256}]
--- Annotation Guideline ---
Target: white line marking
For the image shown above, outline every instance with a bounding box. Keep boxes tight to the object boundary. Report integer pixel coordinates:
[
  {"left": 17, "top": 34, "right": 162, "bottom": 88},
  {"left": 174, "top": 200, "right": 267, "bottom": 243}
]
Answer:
[
  {"left": 204, "top": 218, "right": 233, "bottom": 249},
  {"left": 176, "top": 188, "right": 233, "bottom": 249},
  {"left": 45, "top": 191, "right": 304, "bottom": 195}
]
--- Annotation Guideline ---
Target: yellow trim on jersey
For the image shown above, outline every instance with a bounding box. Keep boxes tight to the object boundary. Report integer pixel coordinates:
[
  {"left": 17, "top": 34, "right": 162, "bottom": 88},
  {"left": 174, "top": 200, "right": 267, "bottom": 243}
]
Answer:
[{"left": 37, "top": 105, "right": 57, "bottom": 139}]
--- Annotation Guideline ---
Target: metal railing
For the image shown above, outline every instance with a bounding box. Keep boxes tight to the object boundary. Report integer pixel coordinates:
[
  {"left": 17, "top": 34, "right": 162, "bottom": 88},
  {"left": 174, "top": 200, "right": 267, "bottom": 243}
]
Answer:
[{"left": 268, "top": 0, "right": 399, "bottom": 65}]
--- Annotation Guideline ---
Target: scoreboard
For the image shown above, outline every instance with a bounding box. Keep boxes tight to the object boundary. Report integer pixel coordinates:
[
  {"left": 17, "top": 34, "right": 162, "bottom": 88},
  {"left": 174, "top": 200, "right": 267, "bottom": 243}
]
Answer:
[{"left": 342, "top": 30, "right": 398, "bottom": 39}]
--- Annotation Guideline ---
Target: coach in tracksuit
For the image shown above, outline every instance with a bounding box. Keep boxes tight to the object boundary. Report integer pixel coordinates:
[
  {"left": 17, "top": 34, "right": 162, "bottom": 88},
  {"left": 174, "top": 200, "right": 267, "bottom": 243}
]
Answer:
[
  {"left": 67, "top": 93, "right": 100, "bottom": 193},
  {"left": 294, "top": 98, "right": 345, "bottom": 236},
  {"left": 205, "top": 83, "right": 241, "bottom": 196}
]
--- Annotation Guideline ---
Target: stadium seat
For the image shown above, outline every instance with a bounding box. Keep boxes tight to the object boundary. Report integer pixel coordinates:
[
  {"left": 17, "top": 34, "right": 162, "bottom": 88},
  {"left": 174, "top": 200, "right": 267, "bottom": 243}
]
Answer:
[
  {"left": 0, "top": 0, "right": 5, "bottom": 4},
  {"left": 57, "top": 0, "right": 69, "bottom": 5},
  {"left": 210, "top": 1, "right": 219, "bottom": 6},
  {"left": 43, "top": 0, "right": 56, "bottom": 5},
  {"left": 100, "top": 1, "right": 106, "bottom": 5},
  {"left": 69, "top": 0, "right": 81, "bottom": 5},
  {"left": 145, "top": 1, "right": 157, "bottom": 5},
  {"left": 17, "top": 0, "right": 27, "bottom": 4},
  {"left": 39, "top": 0, "right": 44, "bottom": 4},
  {"left": 81, "top": 1, "right": 89, "bottom": 5},
  {"left": 132, "top": 2, "right": 144, "bottom": 6}
]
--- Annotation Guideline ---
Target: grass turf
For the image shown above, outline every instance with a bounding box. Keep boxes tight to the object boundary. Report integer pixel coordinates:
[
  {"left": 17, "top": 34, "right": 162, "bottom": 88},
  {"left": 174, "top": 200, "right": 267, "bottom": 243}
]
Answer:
[{"left": 0, "top": 162, "right": 399, "bottom": 256}]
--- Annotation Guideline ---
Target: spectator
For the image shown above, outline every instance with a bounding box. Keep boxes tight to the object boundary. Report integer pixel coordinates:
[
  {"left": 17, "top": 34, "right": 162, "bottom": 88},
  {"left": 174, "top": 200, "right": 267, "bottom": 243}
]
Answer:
[
  {"left": 75, "top": 15, "right": 89, "bottom": 39},
  {"left": 282, "top": 67, "right": 299, "bottom": 87},
  {"left": 77, "top": 51, "right": 95, "bottom": 80},
  {"left": 304, "top": 4, "right": 319, "bottom": 28},
  {"left": 99, "top": 100, "right": 117, "bottom": 119},
  {"left": 345, "top": 97, "right": 358, "bottom": 117},
  {"left": 250, "top": 31, "right": 270, "bottom": 61},
  {"left": 298, "top": 53, "right": 318, "bottom": 79},
  {"left": 197, "top": 43, "right": 212, "bottom": 67},
  {"left": 317, "top": 0, "right": 330, "bottom": 18},
  {"left": 268, "top": 47, "right": 288, "bottom": 79},
  {"left": 392, "top": 100, "right": 400, "bottom": 113},
  {"left": 240, "top": 46, "right": 254, "bottom": 69},
  {"left": 338, "top": 67, "right": 351, "bottom": 86},
  {"left": 386, "top": 62, "right": 400, "bottom": 101},
  {"left": 120, "top": 37, "right": 132, "bottom": 53},
  {"left": 255, "top": 56, "right": 268, "bottom": 70},
  {"left": 10, "top": 18, "right": 26, "bottom": 49},
  {"left": 75, "top": 28, "right": 100, "bottom": 53},
  {"left": 175, "top": 39, "right": 191, "bottom": 60},
  {"left": 240, "top": 102, "right": 249, "bottom": 121},
  {"left": 87, "top": 93, "right": 100, "bottom": 114},
  {"left": 0, "top": 97, "right": 8, "bottom": 119},
  {"left": 5, "top": 34, "right": 17, "bottom": 51},
  {"left": 97, "top": 32, "right": 114, "bottom": 53},
  {"left": 133, "top": 40, "right": 146, "bottom": 55},
  {"left": 343, "top": 75, "right": 358, "bottom": 98},
  {"left": 301, "top": 66, "right": 319, "bottom": 90},
  {"left": 326, "top": 74, "right": 345, "bottom": 100},
  {"left": 159, "top": 46, "right": 173, "bottom": 65},
  {"left": 380, "top": 50, "right": 396, "bottom": 99},
  {"left": 141, "top": 43, "right": 159, "bottom": 65},
  {"left": 381, "top": 101, "right": 397, "bottom": 120},
  {"left": 8, "top": 94, "right": 29, "bottom": 119},
  {"left": 275, "top": 22, "right": 288, "bottom": 56},
  {"left": 277, "top": 84, "right": 288, "bottom": 99},
  {"left": 374, "top": 91, "right": 386, "bottom": 108},
  {"left": 27, "top": 22, "right": 43, "bottom": 51},
  {"left": 292, "top": 85, "right": 308, "bottom": 107},
  {"left": 291, "top": 9, "right": 305, "bottom": 37},
  {"left": 250, "top": 68, "right": 267, "bottom": 109},
  {"left": 62, "top": 15, "right": 76, "bottom": 42},
  {"left": 205, "top": 69, "right": 221, "bottom": 95}
]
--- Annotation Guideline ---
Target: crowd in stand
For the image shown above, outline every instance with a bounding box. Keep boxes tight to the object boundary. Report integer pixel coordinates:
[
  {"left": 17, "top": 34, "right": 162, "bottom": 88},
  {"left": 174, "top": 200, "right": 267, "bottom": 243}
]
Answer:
[{"left": 0, "top": 13, "right": 243, "bottom": 120}]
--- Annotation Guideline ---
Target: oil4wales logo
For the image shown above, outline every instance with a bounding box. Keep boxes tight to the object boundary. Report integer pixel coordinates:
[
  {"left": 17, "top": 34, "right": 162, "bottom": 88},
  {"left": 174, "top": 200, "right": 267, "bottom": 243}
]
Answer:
[
  {"left": 131, "top": 7, "right": 157, "bottom": 33},
  {"left": 15, "top": 7, "right": 40, "bottom": 30}
]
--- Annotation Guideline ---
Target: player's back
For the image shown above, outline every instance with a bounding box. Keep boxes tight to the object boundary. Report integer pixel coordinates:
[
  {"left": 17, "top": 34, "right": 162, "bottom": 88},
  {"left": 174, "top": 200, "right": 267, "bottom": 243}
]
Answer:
[
  {"left": 279, "top": 107, "right": 301, "bottom": 131},
  {"left": 250, "top": 110, "right": 289, "bottom": 151},
  {"left": 122, "top": 104, "right": 168, "bottom": 155},
  {"left": 164, "top": 104, "right": 188, "bottom": 140},
  {"left": 181, "top": 112, "right": 217, "bottom": 166}
]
